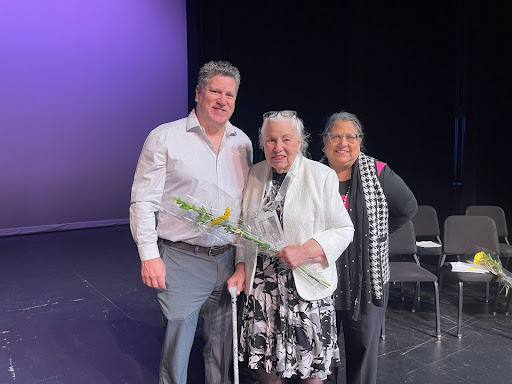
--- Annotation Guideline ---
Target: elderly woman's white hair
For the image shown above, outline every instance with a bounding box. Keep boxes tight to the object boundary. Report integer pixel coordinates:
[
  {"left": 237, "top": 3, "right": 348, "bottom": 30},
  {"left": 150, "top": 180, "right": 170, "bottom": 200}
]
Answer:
[{"left": 258, "top": 110, "right": 310, "bottom": 156}]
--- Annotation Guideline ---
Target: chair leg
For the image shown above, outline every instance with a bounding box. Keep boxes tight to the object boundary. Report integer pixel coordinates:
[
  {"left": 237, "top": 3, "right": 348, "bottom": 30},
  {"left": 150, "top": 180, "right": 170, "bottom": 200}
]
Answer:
[
  {"left": 412, "top": 282, "right": 420, "bottom": 312},
  {"left": 438, "top": 263, "right": 445, "bottom": 293},
  {"left": 485, "top": 282, "right": 490, "bottom": 303},
  {"left": 458, "top": 281, "right": 463, "bottom": 338},
  {"left": 381, "top": 314, "right": 386, "bottom": 340},
  {"left": 438, "top": 254, "right": 446, "bottom": 272},
  {"left": 506, "top": 290, "right": 512, "bottom": 316},
  {"left": 434, "top": 281, "right": 441, "bottom": 339},
  {"left": 493, "top": 283, "right": 500, "bottom": 315}
]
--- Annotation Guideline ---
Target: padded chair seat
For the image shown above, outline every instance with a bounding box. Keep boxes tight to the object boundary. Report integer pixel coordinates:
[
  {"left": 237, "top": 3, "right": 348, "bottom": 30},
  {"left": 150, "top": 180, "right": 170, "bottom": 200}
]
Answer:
[
  {"left": 390, "top": 262, "right": 438, "bottom": 282},
  {"left": 446, "top": 270, "right": 499, "bottom": 283}
]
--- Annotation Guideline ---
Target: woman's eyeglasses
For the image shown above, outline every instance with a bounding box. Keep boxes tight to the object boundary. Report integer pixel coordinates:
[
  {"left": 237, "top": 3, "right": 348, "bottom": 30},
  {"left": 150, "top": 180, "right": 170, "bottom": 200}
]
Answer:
[
  {"left": 326, "top": 132, "right": 362, "bottom": 144},
  {"left": 262, "top": 110, "right": 297, "bottom": 120}
]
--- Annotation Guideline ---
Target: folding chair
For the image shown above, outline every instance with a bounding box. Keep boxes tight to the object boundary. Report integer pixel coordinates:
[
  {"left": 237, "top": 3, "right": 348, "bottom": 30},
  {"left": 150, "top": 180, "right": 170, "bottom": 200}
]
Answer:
[
  {"left": 411, "top": 205, "right": 443, "bottom": 268},
  {"left": 382, "top": 220, "right": 441, "bottom": 339},
  {"left": 466, "top": 205, "right": 512, "bottom": 269},
  {"left": 440, "top": 215, "right": 501, "bottom": 337}
]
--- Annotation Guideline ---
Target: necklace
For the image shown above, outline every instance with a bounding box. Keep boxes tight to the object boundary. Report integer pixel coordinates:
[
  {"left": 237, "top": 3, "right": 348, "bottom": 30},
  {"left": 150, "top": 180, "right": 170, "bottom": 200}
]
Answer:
[{"left": 341, "top": 185, "right": 350, "bottom": 209}]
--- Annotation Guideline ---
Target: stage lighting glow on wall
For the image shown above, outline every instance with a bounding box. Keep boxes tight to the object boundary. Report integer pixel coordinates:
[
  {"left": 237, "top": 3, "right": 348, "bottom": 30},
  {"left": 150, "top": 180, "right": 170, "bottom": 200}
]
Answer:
[{"left": 0, "top": 0, "right": 188, "bottom": 235}]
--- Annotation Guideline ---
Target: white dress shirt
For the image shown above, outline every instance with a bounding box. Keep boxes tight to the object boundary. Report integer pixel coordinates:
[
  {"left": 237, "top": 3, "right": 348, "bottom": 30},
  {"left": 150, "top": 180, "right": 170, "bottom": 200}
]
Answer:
[{"left": 130, "top": 110, "right": 253, "bottom": 261}]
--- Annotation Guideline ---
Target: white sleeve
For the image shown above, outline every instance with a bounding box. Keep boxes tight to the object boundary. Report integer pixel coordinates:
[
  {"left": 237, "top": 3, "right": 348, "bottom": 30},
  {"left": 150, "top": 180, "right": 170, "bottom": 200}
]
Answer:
[
  {"left": 129, "top": 130, "right": 167, "bottom": 261},
  {"left": 312, "top": 170, "right": 354, "bottom": 266}
]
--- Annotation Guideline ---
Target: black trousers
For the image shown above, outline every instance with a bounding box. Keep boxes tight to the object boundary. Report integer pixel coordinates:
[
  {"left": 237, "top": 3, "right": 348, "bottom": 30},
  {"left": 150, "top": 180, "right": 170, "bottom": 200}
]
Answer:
[{"left": 327, "top": 287, "right": 388, "bottom": 384}]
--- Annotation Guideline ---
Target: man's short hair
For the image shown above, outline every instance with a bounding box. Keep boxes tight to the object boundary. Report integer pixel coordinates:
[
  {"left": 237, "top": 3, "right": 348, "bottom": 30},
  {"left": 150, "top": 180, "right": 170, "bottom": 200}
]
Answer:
[{"left": 197, "top": 61, "right": 241, "bottom": 94}]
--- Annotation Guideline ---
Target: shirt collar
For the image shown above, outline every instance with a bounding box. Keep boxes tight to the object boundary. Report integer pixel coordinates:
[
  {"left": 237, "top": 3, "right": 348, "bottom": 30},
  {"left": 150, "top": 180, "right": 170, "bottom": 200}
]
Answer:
[{"left": 186, "top": 109, "right": 237, "bottom": 136}]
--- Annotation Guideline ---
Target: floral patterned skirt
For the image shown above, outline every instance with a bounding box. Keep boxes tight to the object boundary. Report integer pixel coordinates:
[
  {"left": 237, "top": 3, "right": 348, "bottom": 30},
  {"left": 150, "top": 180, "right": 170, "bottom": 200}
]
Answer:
[{"left": 239, "top": 254, "right": 340, "bottom": 379}]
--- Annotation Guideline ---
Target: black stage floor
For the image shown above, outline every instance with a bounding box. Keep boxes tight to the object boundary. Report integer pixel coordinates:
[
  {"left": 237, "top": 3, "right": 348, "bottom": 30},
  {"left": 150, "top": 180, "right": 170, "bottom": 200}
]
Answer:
[{"left": 1, "top": 225, "right": 511, "bottom": 383}]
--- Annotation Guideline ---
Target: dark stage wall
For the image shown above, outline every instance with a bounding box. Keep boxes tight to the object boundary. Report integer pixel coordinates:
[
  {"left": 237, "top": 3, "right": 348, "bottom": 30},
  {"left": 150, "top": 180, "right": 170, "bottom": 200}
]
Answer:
[
  {"left": 0, "top": 0, "right": 188, "bottom": 235},
  {"left": 187, "top": 0, "right": 512, "bottom": 229},
  {"left": 1, "top": 1, "right": 509, "bottom": 236}
]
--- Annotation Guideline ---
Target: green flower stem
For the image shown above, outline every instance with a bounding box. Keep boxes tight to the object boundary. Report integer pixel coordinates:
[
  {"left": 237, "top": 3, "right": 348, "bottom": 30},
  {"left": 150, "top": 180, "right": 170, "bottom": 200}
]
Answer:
[
  {"left": 223, "top": 223, "right": 274, "bottom": 250},
  {"left": 298, "top": 266, "right": 331, "bottom": 288},
  {"left": 174, "top": 196, "right": 331, "bottom": 289}
]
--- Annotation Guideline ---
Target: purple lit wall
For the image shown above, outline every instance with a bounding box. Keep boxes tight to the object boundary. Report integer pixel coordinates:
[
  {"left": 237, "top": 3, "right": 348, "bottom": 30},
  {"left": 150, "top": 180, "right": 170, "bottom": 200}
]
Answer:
[{"left": 0, "top": 0, "right": 188, "bottom": 235}]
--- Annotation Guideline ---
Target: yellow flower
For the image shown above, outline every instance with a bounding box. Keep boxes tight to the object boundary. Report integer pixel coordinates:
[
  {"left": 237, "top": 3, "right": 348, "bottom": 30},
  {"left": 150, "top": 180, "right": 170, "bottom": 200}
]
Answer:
[
  {"left": 474, "top": 251, "right": 486, "bottom": 265},
  {"left": 210, "top": 206, "right": 231, "bottom": 226}
]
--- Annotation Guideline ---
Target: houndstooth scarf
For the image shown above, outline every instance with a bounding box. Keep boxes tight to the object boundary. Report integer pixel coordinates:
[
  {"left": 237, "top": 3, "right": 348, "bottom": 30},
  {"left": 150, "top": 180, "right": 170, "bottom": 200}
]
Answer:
[{"left": 358, "top": 153, "right": 389, "bottom": 302}]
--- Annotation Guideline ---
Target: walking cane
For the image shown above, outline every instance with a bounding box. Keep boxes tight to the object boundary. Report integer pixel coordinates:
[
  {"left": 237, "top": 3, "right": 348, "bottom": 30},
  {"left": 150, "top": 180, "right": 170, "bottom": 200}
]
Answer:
[{"left": 228, "top": 284, "right": 239, "bottom": 384}]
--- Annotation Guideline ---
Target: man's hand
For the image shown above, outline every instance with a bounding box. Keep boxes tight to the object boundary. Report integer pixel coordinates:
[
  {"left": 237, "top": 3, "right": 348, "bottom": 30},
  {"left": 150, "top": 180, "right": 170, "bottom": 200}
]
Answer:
[
  {"left": 141, "top": 258, "right": 166, "bottom": 289},
  {"left": 227, "top": 262, "right": 246, "bottom": 295}
]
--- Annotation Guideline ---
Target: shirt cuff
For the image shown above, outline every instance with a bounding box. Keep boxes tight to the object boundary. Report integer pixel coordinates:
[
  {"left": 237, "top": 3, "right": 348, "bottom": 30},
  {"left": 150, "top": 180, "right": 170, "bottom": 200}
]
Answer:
[{"left": 138, "top": 241, "right": 160, "bottom": 261}]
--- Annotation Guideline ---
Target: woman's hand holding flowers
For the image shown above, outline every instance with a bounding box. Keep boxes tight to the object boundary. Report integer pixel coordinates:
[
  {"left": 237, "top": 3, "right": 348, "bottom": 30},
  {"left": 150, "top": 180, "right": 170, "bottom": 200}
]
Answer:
[{"left": 277, "top": 239, "right": 327, "bottom": 268}]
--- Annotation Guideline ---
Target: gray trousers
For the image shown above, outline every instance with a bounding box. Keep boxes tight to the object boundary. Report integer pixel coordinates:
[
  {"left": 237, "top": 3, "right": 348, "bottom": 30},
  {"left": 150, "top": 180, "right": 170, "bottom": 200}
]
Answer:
[{"left": 157, "top": 242, "right": 234, "bottom": 384}]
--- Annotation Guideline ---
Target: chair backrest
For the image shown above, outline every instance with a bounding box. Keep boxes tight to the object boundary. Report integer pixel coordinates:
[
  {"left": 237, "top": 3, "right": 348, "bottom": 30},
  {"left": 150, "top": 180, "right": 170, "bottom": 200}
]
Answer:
[
  {"left": 412, "top": 205, "right": 441, "bottom": 238},
  {"left": 443, "top": 215, "right": 499, "bottom": 255},
  {"left": 466, "top": 205, "right": 509, "bottom": 238},
  {"left": 389, "top": 220, "right": 417, "bottom": 256}
]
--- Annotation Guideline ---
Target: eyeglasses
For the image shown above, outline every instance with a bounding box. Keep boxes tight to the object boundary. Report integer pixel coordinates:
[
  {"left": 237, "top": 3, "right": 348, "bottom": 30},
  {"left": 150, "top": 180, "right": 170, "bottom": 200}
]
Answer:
[
  {"left": 262, "top": 110, "right": 297, "bottom": 120},
  {"left": 326, "top": 132, "right": 362, "bottom": 144}
]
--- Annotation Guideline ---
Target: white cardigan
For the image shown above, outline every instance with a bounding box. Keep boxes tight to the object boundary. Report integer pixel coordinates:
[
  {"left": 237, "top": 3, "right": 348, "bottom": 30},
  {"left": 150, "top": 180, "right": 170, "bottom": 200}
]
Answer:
[{"left": 236, "top": 157, "right": 354, "bottom": 301}]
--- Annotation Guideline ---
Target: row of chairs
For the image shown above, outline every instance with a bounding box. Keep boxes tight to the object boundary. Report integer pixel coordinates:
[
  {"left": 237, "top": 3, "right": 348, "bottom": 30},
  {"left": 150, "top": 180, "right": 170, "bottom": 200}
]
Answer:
[
  {"left": 415, "top": 205, "right": 512, "bottom": 269},
  {"left": 383, "top": 205, "right": 512, "bottom": 339}
]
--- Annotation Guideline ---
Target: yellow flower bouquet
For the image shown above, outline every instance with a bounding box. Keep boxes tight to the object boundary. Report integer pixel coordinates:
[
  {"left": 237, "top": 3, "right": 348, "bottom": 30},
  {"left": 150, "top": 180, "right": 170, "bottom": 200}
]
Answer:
[
  {"left": 459, "top": 246, "right": 512, "bottom": 295},
  {"left": 472, "top": 250, "right": 512, "bottom": 294},
  {"left": 173, "top": 197, "right": 276, "bottom": 252},
  {"left": 173, "top": 196, "right": 331, "bottom": 289}
]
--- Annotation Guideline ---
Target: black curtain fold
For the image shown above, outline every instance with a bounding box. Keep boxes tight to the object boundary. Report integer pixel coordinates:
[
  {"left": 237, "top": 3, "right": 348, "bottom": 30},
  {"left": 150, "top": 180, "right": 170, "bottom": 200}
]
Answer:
[{"left": 186, "top": 0, "right": 511, "bottom": 229}]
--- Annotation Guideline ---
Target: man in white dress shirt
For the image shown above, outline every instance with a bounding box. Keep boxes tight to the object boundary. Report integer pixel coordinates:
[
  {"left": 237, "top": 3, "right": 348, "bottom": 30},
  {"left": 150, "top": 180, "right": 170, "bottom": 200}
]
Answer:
[{"left": 130, "top": 61, "right": 252, "bottom": 384}]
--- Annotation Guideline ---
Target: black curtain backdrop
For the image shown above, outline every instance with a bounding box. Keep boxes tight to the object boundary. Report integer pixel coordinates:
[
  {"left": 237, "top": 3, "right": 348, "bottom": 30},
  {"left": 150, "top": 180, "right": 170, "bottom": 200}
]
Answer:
[{"left": 186, "top": 0, "right": 511, "bottom": 230}]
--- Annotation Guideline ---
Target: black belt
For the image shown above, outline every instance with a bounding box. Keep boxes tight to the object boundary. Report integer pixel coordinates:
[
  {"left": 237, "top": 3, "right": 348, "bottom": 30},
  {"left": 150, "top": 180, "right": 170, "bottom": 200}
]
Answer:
[{"left": 160, "top": 239, "right": 233, "bottom": 256}]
